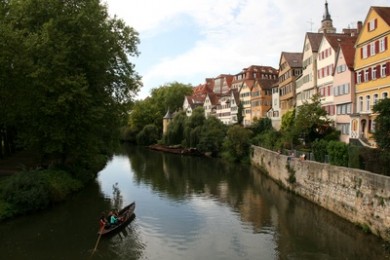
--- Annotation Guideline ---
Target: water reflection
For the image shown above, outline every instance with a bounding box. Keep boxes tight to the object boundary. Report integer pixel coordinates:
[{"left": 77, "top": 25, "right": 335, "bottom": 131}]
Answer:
[{"left": 0, "top": 144, "right": 388, "bottom": 259}]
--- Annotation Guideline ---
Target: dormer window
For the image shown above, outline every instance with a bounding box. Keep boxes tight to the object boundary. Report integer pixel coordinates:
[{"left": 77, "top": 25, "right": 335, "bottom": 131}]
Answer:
[{"left": 368, "top": 19, "right": 377, "bottom": 32}]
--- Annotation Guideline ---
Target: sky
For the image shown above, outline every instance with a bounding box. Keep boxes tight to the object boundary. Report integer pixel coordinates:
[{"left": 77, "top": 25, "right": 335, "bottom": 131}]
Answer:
[{"left": 104, "top": 0, "right": 389, "bottom": 99}]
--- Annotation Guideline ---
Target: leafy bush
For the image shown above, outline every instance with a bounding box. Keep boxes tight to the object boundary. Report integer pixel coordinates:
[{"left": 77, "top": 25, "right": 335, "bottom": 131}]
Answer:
[
  {"left": 222, "top": 125, "right": 252, "bottom": 163},
  {"left": 136, "top": 124, "right": 160, "bottom": 145},
  {"left": 40, "top": 170, "right": 83, "bottom": 202},
  {"left": 327, "top": 141, "right": 348, "bottom": 166},
  {"left": 0, "top": 168, "right": 85, "bottom": 217},
  {"left": 2, "top": 172, "right": 50, "bottom": 213},
  {"left": 312, "top": 139, "right": 328, "bottom": 162}
]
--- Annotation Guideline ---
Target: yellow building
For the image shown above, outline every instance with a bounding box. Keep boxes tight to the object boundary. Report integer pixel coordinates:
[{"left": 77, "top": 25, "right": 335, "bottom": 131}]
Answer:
[{"left": 353, "top": 6, "right": 390, "bottom": 146}]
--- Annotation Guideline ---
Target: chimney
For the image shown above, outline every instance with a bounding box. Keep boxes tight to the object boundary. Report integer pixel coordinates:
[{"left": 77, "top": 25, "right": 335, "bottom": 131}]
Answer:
[{"left": 357, "top": 21, "right": 363, "bottom": 33}]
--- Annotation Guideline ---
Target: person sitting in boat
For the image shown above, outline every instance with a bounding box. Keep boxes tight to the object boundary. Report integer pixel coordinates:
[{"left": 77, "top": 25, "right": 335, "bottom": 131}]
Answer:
[
  {"left": 100, "top": 212, "right": 110, "bottom": 229},
  {"left": 109, "top": 210, "right": 122, "bottom": 225}
]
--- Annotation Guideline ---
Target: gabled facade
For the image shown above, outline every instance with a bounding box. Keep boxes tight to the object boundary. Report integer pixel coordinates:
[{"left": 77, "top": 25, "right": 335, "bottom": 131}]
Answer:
[
  {"left": 333, "top": 38, "right": 358, "bottom": 143},
  {"left": 267, "top": 82, "right": 281, "bottom": 130},
  {"left": 215, "top": 89, "right": 240, "bottom": 125},
  {"left": 212, "top": 74, "right": 234, "bottom": 95},
  {"left": 232, "top": 65, "right": 278, "bottom": 126},
  {"left": 203, "top": 92, "right": 219, "bottom": 118},
  {"left": 278, "top": 52, "right": 303, "bottom": 116},
  {"left": 317, "top": 33, "right": 357, "bottom": 122},
  {"left": 251, "top": 79, "right": 276, "bottom": 121},
  {"left": 296, "top": 33, "right": 323, "bottom": 107},
  {"left": 183, "top": 83, "right": 211, "bottom": 117},
  {"left": 353, "top": 6, "right": 390, "bottom": 146}
]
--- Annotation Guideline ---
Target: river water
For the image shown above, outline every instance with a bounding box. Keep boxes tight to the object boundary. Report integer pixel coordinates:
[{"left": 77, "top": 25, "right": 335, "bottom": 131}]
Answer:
[{"left": 0, "top": 145, "right": 388, "bottom": 259}]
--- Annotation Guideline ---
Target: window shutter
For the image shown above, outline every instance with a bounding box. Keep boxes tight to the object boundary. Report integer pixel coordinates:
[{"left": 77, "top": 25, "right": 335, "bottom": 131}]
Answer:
[
  {"left": 367, "top": 45, "right": 371, "bottom": 57},
  {"left": 376, "top": 41, "right": 379, "bottom": 53},
  {"left": 375, "top": 19, "right": 378, "bottom": 29},
  {"left": 387, "top": 62, "right": 390, "bottom": 76},
  {"left": 368, "top": 68, "right": 372, "bottom": 81},
  {"left": 360, "top": 47, "right": 363, "bottom": 58},
  {"left": 385, "top": 37, "right": 388, "bottom": 50},
  {"left": 354, "top": 72, "right": 357, "bottom": 84}
]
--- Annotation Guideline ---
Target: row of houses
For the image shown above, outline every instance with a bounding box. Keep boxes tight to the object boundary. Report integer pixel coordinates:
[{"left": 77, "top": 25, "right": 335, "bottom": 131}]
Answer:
[{"left": 181, "top": 2, "right": 390, "bottom": 147}]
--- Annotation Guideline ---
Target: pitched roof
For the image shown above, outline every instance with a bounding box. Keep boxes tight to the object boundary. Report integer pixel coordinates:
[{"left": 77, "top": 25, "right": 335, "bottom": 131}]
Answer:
[
  {"left": 281, "top": 52, "right": 303, "bottom": 68},
  {"left": 324, "top": 33, "right": 357, "bottom": 50},
  {"left": 306, "top": 32, "right": 323, "bottom": 52},
  {"left": 372, "top": 6, "right": 390, "bottom": 26},
  {"left": 339, "top": 40, "right": 357, "bottom": 70},
  {"left": 256, "top": 79, "right": 278, "bottom": 90}
]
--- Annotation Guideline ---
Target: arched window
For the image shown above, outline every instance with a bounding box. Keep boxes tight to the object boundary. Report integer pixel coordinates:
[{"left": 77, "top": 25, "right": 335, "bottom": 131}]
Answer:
[
  {"left": 366, "top": 95, "right": 370, "bottom": 111},
  {"left": 359, "top": 96, "right": 363, "bottom": 112}
]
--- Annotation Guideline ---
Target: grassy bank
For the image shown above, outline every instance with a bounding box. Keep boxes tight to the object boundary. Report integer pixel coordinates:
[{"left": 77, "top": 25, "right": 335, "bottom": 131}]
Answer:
[{"left": 0, "top": 154, "right": 109, "bottom": 221}]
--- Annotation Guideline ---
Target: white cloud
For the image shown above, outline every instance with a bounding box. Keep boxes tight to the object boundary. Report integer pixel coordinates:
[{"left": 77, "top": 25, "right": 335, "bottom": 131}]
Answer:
[{"left": 105, "top": 0, "right": 389, "bottom": 99}]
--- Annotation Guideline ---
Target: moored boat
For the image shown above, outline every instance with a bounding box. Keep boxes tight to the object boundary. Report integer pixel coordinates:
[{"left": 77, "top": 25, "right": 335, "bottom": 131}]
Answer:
[{"left": 98, "top": 202, "right": 136, "bottom": 236}]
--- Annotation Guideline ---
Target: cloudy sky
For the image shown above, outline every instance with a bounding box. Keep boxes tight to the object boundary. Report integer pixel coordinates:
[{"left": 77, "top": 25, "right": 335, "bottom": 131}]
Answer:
[{"left": 104, "top": 0, "right": 389, "bottom": 99}]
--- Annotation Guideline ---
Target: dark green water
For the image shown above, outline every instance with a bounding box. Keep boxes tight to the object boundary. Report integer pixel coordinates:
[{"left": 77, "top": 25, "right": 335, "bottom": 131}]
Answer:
[{"left": 0, "top": 145, "right": 388, "bottom": 259}]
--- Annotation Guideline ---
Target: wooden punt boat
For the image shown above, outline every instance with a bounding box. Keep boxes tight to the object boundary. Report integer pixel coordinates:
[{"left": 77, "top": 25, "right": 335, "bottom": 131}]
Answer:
[{"left": 98, "top": 202, "right": 136, "bottom": 236}]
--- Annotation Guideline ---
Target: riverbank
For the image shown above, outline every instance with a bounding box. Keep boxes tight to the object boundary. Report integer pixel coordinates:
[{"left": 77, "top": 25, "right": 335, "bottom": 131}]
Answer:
[
  {"left": 0, "top": 152, "right": 108, "bottom": 221},
  {"left": 251, "top": 145, "right": 390, "bottom": 242},
  {"left": 148, "top": 144, "right": 204, "bottom": 156}
]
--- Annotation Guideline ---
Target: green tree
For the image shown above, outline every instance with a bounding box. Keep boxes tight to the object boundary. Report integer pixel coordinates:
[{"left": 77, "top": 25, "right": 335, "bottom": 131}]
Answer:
[
  {"left": 327, "top": 141, "right": 348, "bottom": 166},
  {"left": 128, "top": 82, "right": 192, "bottom": 139},
  {"left": 237, "top": 103, "right": 244, "bottom": 125},
  {"left": 294, "top": 94, "right": 330, "bottom": 145},
  {"left": 136, "top": 124, "right": 160, "bottom": 146},
  {"left": 2, "top": 0, "right": 141, "bottom": 165},
  {"left": 150, "top": 82, "right": 193, "bottom": 113},
  {"left": 373, "top": 98, "right": 390, "bottom": 150},
  {"left": 163, "top": 111, "right": 187, "bottom": 145},
  {"left": 198, "top": 116, "right": 227, "bottom": 156},
  {"left": 184, "top": 107, "right": 205, "bottom": 147},
  {"left": 222, "top": 125, "right": 252, "bottom": 163}
]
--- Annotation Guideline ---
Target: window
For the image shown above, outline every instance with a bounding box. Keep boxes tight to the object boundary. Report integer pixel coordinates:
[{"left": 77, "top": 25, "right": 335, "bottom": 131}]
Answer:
[
  {"left": 366, "top": 95, "right": 370, "bottom": 111},
  {"left": 381, "top": 64, "right": 387, "bottom": 77},
  {"left": 364, "top": 69, "right": 369, "bottom": 82},
  {"left": 359, "top": 96, "right": 363, "bottom": 112},
  {"left": 337, "top": 64, "right": 346, "bottom": 73},
  {"left": 379, "top": 37, "right": 387, "bottom": 52},
  {"left": 362, "top": 45, "right": 368, "bottom": 59},
  {"left": 383, "top": 92, "right": 388, "bottom": 99},
  {"left": 336, "top": 103, "right": 352, "bottom": 115},
  {"left": 368, "top": 19, "right": 377, "bottom": 31},
  {"left": 337, "top": 123, "right": 350, "bottom": 135},
  {"left": 370, "top": 42, "right": 376, "bottom": 56},
  {"left": 374, "top": 94, "right": 379, "bottom": 105},
  {"left": 372, "top": 67, "right": 377, "bottom": 80},
  {"left": 357, "top": 71, "right": 362, "bottom": 83}
]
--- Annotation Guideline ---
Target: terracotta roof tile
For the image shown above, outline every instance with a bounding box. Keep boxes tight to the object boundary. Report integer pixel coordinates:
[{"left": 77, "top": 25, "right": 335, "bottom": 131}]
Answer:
[
  {"left": 372, "top": 6, "right": 390, "bottom": 26},
  {"left": 282, "top": 52, "right": 303, "bottom": 68}
]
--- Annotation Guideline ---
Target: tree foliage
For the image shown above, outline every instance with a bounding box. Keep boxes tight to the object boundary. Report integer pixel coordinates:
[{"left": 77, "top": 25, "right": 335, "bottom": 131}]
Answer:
[
  {"left": 373, "top": 98, "right": 390, "bottom": 150},
  {"left": 128, "top": 82, "right": 192, "bottom": 139},
  {"left": 294, "top": 94, "right": 330, "bottom": 144},
  {"left": 222, "top": 125, "right": 252, "bottom": 163},
  {"left": 198, "top": 116, "right": 227, "bottom": 156},
  {"left": 0, "top": 0, "right": 141, "bottom": 165},
  {"left": 327, "top": 141, "right": 348, "bottom": 166}
]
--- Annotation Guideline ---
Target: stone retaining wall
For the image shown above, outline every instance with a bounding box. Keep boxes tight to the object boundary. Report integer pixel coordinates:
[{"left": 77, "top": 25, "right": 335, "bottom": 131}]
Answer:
[{"left": 251, "top": 145, "right": 390, "bottom": 241}]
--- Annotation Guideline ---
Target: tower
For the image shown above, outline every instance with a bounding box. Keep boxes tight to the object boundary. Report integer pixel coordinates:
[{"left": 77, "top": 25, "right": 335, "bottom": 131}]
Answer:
[
  {"left": 318, "top": 0, "right": 336, "bottom": 33},
  {"left": 162, "top": 109, "right": 173, "bottom": 134}
]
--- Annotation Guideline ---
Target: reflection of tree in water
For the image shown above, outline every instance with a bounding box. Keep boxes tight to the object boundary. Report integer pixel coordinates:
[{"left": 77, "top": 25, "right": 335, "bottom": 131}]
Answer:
[{"left": 112, "top": 183, "right": 123, "bottom": 210}]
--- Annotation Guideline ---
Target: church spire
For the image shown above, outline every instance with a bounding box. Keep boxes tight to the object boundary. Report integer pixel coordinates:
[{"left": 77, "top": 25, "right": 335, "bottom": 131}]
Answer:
[
  {"left": 322, "top": 0, "right": 332, "bottom": 22},
  {"left": 318, "top": 0, "right": 336, "bottom": 33}
]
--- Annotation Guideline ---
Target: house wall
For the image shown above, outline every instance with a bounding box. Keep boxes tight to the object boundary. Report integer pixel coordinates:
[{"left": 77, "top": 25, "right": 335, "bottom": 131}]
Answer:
[{"left": 251, "top": 146, "right": 390, "bottom": 242}]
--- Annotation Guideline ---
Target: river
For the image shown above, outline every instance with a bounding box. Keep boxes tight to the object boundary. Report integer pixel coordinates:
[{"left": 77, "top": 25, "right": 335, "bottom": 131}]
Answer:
[{"left": 0, "top": 145, "right": 388, "bottom": 259}]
